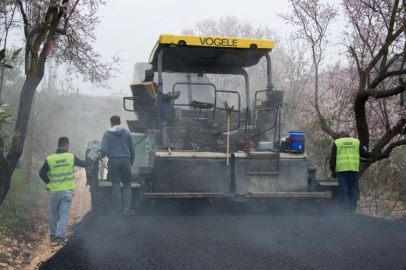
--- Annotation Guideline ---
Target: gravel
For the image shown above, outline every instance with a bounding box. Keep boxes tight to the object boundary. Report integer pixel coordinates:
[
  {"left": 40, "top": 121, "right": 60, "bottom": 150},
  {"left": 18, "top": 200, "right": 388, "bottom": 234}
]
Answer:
[{"left": 39, "top": 206, "right": 406, "bottom": 270}]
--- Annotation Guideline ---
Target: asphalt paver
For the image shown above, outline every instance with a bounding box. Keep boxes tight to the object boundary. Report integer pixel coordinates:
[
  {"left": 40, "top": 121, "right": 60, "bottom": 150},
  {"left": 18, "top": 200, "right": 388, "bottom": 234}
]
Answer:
[{"left": 40, "top": 209, "right": 406, "bottom": 270}]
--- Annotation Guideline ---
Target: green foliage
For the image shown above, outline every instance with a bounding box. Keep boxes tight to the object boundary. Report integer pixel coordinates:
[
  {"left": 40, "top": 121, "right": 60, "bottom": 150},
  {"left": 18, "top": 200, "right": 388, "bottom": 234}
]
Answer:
[
  {"left": 0, "top": 104, "right": 13, "bottom": 153},
  {"left": 0, "top": 48, "right": 21, "bottom": 69},
  {"left": 0, "top": 170, "right": 46, "bottom": 229},
  {"left": 0, "top": 104, "right": 12, "bottom": 125},
  {"left": 1, "top": 49, "right": 25, "bottom": 148},
  {"left": 0, "top": 251, "right": 6, "bottom": 260},
  {"left": 1, "top": 48, "right": 22, "bottom": 149}
]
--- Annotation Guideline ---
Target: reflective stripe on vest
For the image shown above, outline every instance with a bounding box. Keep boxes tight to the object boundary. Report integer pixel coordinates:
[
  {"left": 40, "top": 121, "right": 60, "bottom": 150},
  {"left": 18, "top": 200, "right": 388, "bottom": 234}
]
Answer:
[
  {"left": 335, "top": 137, "right": 360, "bottom": 172},
  {"left": 46, "top": 153, "right": 75, "bottom": 191}
]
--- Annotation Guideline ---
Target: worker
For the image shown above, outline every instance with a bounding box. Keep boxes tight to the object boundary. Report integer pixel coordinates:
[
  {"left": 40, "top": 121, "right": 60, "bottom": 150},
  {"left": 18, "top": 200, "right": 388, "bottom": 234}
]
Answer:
[
  {"left": 100, "top": 115, "right": 136, "bottom": 216},
  {"left": 39, "top": 137, "right": 93, "bottom": 245},
  {"left": 330, "top": 126, "right": 371, "bottom": 214},
  {"left": 143, "top": 69, "right": 171, "bottom": 122},
  {"left": 143, "top": 69, "right": 157, "bottom": 88}
]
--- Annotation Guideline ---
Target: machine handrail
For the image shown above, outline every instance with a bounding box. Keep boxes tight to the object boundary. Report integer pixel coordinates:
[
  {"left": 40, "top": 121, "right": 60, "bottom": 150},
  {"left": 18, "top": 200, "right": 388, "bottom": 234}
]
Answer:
[
  {"left": 123, "top": 96, "right": 154, "bottom": 114},
  {"left": 123, "top": 96, "right": 135, "bottom": 112},
  {"left": 253, "top": 89, "right": 276, "bottom": 110},
  {"left": 213, "top": 90, "right": 241, "bottom": 114},
  {"left": 171, "top": 82, "right": 217, "bottom": 108},
  {"left": 170, "top": 82, "right": 217, "bottom": 134},
  {"left": 212, "top": 90, "right": 242, "bottom": 135},
  {"left": 250, "top": 89, "right": 283, "bottom": 151}
]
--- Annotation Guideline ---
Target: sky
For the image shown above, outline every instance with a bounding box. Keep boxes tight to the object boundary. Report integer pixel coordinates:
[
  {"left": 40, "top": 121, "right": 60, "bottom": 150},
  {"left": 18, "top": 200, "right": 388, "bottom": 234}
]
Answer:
[{"left": 81, "top": 0, "right": 297, "bottom": 96}]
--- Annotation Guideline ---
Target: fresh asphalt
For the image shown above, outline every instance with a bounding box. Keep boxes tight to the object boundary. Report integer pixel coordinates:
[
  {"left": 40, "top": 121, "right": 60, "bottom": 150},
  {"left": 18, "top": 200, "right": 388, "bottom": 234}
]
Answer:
[{"left": 40, "top": 203, "right": 406, "bottom": 270}]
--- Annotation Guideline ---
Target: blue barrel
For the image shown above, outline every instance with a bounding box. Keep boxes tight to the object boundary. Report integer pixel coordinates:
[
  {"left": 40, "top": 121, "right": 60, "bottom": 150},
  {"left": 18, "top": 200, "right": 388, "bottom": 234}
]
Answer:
[{"left": 289, "top": 131, "right": 305, "bottom": 152}]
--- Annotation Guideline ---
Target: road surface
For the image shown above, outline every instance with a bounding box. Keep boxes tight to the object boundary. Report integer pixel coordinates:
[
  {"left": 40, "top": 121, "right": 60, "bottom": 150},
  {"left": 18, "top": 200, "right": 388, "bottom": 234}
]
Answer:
[{"left": 39, "top": 205, "right": 406, "bottom": 270}]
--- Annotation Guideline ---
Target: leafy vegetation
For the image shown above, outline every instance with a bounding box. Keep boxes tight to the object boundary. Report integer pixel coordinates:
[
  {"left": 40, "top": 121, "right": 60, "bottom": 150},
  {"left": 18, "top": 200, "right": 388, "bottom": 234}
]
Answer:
[{"left": 0, "top": 170, "right": 46, "bottom": 229}]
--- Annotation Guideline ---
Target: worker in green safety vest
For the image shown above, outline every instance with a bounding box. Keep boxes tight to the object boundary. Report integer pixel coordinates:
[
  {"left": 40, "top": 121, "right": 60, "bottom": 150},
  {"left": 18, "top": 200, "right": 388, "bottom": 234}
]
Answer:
[
  {"left": 39, "top": 137, "right": 94, "bottom": 245},
  {"left": 330, "top": 126, "right": 370, "bottom": 214}
]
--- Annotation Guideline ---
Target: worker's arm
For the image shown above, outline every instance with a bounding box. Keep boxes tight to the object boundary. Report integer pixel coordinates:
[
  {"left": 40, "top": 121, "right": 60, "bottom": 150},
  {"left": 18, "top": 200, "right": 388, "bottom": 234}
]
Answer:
[
  {"left": 100, "top": 132, "right": 108, "bottom": 159},
  {"left": 329, "top": 142, "right": 337, "bottom": 172},
  {"left": 74, "top": 156, "right": 91, "bottom": 168},
  {"left": 39, "top": 161, "right": 50, "bottom": 184}
]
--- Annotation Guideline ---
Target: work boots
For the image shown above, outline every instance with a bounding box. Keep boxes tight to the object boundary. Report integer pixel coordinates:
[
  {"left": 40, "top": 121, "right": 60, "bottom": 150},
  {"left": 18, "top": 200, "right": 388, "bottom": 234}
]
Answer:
[
  {"left": 50, "top": 236, "right": 64, "bottom": 246},
  {"left": 110, "top": 208, "right": 136, "bottom": 217},
  {"left": 122, "top": 208, "right": 136, "bottom": 216},
  {"left": 109, "top": 209, "right": 122, "bottom": 217}
]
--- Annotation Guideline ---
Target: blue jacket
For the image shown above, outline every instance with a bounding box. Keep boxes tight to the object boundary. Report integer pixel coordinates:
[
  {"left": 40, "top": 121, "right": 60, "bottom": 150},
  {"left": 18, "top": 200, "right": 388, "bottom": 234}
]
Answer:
[{"left": 101, "top": 126, "right": 135, "bottom": 165}]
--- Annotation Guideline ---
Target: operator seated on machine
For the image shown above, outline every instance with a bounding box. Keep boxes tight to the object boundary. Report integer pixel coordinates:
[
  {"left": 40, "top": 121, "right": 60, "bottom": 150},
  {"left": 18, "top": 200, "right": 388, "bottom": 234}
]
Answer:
[{"left": 143, "top": 69, "right": 179, "bottom": 122}]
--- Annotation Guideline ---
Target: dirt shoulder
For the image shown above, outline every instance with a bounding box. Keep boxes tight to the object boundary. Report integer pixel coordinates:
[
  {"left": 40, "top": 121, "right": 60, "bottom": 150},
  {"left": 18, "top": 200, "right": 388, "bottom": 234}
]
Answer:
[
  {"left": 0, "top": 168, "right": 91, "bottom": 270},
  {"left": 28, "top": 168, "right": 91, "bottom": 270}
]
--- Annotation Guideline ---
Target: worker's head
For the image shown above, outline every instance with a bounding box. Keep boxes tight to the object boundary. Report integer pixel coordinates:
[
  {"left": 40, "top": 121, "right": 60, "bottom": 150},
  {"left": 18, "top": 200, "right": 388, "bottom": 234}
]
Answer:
[
  {"left": 144, "top": 69, "right": 154, "bottom": 82},
  {"left": 110, "top": 115, "right": 121, "bottom": 127},
  {"left": 58, "top": 137, "right": 70, "bottom": 150},
  {"left": 339, "top": 126, "right": 351, "bottom": 138}
]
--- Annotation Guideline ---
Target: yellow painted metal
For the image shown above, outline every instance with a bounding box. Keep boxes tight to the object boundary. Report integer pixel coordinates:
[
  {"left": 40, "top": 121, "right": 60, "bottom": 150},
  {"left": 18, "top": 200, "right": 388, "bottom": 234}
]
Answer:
[
  {"left": 158, "top": 34, "right": 275, "bottom": 49},
  {"left": 130, "top": 82, "right": 157, "bottom": 105}
]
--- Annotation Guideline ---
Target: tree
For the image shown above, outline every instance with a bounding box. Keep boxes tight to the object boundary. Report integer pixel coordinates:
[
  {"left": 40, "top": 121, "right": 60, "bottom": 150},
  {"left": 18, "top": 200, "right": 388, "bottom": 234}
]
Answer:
[
  {"left": 279, "top": 37, "right": 312, "bottom": 130},
  {"left": 279, "top": 0, "right": 339, "bottom": 139},
  {"left": 0, "top": 0, "right": 119, "bottom": 204},
  {"left": 281, "top": 0, "right": 406, "bottom": 175},
  {"left": 342, "top": 0, "right": 406, "bottom": 164}
]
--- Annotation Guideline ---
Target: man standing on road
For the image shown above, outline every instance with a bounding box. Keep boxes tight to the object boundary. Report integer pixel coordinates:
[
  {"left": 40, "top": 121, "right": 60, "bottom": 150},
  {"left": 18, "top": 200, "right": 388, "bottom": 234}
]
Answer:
[
  {"left": 101, "top": 115, "right": 136, "bottom": 217},
  {"left": 39, "top": 137, "right": 93, "bottom": 245},
  {"left": 330, "top": 126, "right": 371, "bottom": 214}
]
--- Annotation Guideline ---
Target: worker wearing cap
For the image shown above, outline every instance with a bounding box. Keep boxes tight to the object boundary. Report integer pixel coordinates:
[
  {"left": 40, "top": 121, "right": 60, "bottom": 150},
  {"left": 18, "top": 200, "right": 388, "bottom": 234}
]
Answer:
[
  {"left": 39, "top": 137, "right": 93, "bottom": 245},
  {"left": 330, "top": 126, "right": 371, "bottom": 213}
]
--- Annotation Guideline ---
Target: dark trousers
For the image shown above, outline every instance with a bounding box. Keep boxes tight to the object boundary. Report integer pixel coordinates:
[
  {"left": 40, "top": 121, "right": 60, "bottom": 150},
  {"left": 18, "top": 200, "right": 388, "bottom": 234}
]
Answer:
[
  {"left": 108, "top": 158, "right": 132, "bottom": 211},
  {"left": 337, "top": 171, "right": 359, "bottom": 212}
]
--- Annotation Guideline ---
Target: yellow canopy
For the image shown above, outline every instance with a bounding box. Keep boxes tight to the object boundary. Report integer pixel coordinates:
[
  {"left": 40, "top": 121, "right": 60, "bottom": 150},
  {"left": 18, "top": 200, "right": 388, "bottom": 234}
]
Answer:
[
  {"left": 149, "top": 34, "right": 274, "bottom": 74},
  {"left": 157, "top": 34, "right": 274, "bottom": 49}
]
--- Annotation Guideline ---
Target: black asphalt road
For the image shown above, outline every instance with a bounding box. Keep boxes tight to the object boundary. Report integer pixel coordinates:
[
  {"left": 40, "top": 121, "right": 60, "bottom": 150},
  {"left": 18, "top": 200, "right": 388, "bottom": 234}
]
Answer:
[{"left": 40, "top": 206, "right": 406, "bottom": 270}]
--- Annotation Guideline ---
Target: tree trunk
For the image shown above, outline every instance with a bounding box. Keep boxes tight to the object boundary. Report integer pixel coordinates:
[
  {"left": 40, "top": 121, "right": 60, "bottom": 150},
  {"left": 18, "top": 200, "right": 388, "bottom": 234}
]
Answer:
[
  {"left": 22, "top": 97, "right": 35, "bottom": 184},
  {"left": 0, "top": 151, "right": 10, "bottom": 204},
  {"left": 0, "top": 75, "right": 40, "bottom": 204},
  {"left": 0, "top": 124, "right": 4, "bottom": 153},
  {"left": 354, "top": 74, "right": 370, "bottom": 148}
]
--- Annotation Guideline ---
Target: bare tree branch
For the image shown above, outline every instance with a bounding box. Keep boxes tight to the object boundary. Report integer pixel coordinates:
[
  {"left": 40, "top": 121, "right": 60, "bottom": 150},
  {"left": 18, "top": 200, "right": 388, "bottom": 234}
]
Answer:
[
  {"left": 370, "top": 69, "right": 406, "bottom": 89},
  {"left": 372, "top": 117, "right": 406, "bottom": 160},
  {"left": 368, "top": 28, "right": 403, "bottom": 72},
  {"left": 379, "top": 139, "right": 406, "bottom": 160},
  {"left": 366, "top": 84, "right": 406, "bottom": 99}
]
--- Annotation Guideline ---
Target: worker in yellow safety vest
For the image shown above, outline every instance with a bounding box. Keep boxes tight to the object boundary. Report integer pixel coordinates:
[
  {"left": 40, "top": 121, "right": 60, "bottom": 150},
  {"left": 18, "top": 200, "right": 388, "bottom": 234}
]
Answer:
[
  {"left": 330, "top": 126, "right": 370, "bottom": 214},
  {"left": 39, "top": 137, "right": 94, "bottom": 245}
]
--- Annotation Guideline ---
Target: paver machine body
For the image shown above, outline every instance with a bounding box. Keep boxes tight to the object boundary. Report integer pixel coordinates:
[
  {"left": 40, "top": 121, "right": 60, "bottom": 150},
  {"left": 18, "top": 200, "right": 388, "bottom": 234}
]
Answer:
[{"left": 86, "top": 34, "right": 334, "bottom": 212}]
